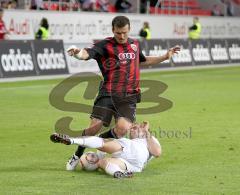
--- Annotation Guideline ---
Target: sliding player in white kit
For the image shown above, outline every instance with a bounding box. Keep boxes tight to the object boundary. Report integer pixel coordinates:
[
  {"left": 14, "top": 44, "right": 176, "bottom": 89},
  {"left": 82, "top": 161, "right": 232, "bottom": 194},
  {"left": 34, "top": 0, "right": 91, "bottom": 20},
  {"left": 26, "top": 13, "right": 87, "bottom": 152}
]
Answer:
[{"left": 50, "top": 121, "right": 162, "bottom": 178}]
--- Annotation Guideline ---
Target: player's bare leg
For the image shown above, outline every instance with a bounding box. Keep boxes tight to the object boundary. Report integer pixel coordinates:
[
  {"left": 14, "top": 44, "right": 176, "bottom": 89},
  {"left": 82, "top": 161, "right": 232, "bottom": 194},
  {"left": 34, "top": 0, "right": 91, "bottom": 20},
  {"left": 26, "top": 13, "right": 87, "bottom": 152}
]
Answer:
[{"left": 84, "top": 118, "right": 104, "bottom": 136}]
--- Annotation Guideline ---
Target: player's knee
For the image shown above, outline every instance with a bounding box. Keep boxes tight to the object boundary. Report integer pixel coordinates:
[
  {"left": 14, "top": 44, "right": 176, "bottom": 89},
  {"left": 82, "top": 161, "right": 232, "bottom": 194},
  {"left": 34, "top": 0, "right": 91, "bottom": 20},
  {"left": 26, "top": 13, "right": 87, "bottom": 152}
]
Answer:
[{"left": 115, "top": 117, "right": 132, "bottom": 137}]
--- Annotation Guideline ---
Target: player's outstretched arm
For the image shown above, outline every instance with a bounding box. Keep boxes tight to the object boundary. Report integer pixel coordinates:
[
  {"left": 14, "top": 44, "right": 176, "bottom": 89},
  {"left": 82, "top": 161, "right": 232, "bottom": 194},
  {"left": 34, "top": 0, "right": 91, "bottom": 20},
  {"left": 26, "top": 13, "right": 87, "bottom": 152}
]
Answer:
[
  {"left": 67, "top": 45, "right": 90, "bottom": 60},
  {"left": 147, "top": 136, "right": 162, "bottom": 158},
  {"left": 140, "top": 45, "right": 180, "bottom": 66},
  {"left": 141, "top": 121, "right": 162, "bottom": 157}
]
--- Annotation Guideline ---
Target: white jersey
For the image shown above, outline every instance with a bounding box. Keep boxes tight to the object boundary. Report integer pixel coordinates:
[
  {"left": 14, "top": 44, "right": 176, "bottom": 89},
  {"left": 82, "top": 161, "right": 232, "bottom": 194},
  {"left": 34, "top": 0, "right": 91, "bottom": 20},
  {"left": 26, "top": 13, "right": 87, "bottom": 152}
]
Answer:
[{"left": 111, "top": 137, "right": 160, "bottom": 172}]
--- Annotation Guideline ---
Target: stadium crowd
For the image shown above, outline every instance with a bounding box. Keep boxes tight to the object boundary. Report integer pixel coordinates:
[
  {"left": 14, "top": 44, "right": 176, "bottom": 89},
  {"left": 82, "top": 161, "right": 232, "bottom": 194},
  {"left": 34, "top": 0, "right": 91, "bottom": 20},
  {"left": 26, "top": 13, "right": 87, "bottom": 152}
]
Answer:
[
  {"left": 1, "top": 0, "right": 240, "bottom": 16},
  {"left": 0, "top": 0, "right": 17, "bottom": 9},
  {"left": 0, "top": 0, "right": 133, "bottom": 12}
]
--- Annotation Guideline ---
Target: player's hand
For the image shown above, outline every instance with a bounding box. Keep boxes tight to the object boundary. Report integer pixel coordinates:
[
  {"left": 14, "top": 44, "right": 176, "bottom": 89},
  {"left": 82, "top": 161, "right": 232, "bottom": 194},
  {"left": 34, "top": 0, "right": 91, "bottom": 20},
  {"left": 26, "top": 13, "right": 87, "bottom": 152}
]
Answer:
[
  {"left": 130, "top": 123, "right": 140, "bottom": 131},
  {"left": 166, "top": 45, "right": 181, "bottom": 59},
  {"left": 140, "top": 121, "right": 150, "bottom": 136},
  {"left": 67, "top": 45, "right": 80, "bottom": 56},
  {"left": 141, "top": 121, "right": 149, "bottom": 132}
]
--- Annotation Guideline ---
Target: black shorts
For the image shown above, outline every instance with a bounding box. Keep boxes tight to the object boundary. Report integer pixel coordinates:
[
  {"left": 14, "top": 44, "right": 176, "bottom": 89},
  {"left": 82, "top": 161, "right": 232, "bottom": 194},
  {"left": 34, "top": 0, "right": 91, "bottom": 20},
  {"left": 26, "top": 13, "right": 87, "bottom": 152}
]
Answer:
[{"left": 90, "top": 94, "right": 140, "bottom": 127}]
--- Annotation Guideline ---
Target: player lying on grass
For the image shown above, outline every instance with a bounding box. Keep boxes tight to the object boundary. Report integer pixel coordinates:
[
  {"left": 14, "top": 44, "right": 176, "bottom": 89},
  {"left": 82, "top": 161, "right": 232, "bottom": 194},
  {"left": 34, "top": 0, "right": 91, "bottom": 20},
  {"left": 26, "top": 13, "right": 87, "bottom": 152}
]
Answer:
[{"left": 50, "top": 121, "right": 161, "bottom": 178}]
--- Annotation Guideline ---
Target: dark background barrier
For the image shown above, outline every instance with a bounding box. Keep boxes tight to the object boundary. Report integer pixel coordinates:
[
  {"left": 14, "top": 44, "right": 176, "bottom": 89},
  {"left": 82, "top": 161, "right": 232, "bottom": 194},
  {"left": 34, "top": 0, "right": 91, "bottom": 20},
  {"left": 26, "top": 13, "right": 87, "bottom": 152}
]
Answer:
[
  {"left": 0, "top": 40, "right": 68, "bottom": 78},
  {"left": 209, "top": 39, "right": 230, "bottom": 64},
  {"left": 190, "top": 39, "right": 211, "bottom": 65},
  {"left": 143, "top": 39, "right": 171, "bottom": 68},
  {"left": 32, "top": 40, "right": 68, "bottom": 75},
  {"left": 168, "top": 39, "right": 193, "bottom": 67},
  {"left": 226, "top": 39, "right": 240, "bottom": 63},
  {"left": 0, "top": 40, "right": 36, "bottom": 78},
  {"left": 1, "top": 39, "right": 240, "bottom": 78},
  {"left": 140, "top": 38, "right": 240, "bottom": 69}
]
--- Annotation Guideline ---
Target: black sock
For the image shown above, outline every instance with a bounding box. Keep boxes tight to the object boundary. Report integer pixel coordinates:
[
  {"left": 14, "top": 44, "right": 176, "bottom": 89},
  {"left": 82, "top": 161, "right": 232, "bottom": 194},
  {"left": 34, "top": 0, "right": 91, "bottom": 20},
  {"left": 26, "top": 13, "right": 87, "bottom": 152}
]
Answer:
[
  {"left": 75, "top": 129, "right": 86, "bottom": 158},
  {"left": 75, "top": 146, "right": 85, "bottom": 158},
  {"left": 99, "top": 128, "right": 117, "bottom": 138}
]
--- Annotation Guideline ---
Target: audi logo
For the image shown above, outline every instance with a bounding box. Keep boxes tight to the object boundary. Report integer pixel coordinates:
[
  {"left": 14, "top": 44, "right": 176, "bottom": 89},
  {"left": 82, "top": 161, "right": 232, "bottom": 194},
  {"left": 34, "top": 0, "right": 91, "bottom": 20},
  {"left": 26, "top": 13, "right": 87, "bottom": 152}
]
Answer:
[{"left": 118, "top": 52, "right": 136, "bottom": 60}]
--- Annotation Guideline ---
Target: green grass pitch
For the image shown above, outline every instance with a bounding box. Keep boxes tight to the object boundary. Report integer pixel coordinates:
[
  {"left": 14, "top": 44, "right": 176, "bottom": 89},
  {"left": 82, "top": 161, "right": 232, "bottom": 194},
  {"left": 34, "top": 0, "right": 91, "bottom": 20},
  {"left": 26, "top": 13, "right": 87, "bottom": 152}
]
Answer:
[{"left": 0, "top": 66, "right": 239, "bottom": 194}]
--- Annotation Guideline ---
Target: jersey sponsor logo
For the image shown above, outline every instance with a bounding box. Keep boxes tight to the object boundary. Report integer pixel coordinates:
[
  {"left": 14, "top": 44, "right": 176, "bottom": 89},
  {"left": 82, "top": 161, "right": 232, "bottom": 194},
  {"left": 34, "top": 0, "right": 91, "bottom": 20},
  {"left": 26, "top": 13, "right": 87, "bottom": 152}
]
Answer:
[
  {"left": 118, "top": 52, "right": 136, "bottom": 60},
  {"left": 130, "top": 44, "right": 137, "bottom": 52},
  {"left": 36, "top": 48, "right": 66, "bottom": 70},
  {"left": 0, "top": 49, "right": 34, "bottom": 72}
]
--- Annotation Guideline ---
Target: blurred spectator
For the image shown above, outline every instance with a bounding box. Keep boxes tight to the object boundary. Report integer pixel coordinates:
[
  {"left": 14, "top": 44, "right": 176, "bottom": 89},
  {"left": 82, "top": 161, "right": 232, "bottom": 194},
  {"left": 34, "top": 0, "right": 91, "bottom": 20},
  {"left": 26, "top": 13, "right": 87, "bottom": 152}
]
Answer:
[
  {"left": 81, "top": 0, "right": 95, "bottom": 11},
  {"left": 31, "top": 0, "right": 44, "bottom": 10},
  {"left": 150, "top": 0, "right": 161, "bottom": 7},
  {"left": 49, "top": 3, "right": 59, "bottom": 10},
  {"left": 72, "top": 1, "right": 81, "bottom": 11},
  {"left": 0, "top": 8, "right": 8, "bottom": 40},
  {"left": 139, "top": 21, "right": 151, "bottom": 55},
  {"left": 211, "top": 4, "right": 224, "bottom": 16},
  {"left": 221, "top": 0, "right": 235, "bottom": 16},
  {"left": 0, "top": 0, "right": 17, "bottom": 9},
  {"left": 233, "top": 0, "right": 240, "bottom": 4},
  {"left": 115, "top": 0, "right": 132, "bottom": 13},
  {"left": 139, "top": 21, "right": 151, "bottom": 40},
  {"left": 226, "top": 0, "right": 234, "bottom": 16},
  {"left": 140, "top": 0, "right": 147, "bottom": 14},
  {"left": 35, "top": 18, "right": 49, "bottom": 40},
  {"left": 1, "top": 1, "right": 9, "bottom": 9},
  {"left": 188, "top": 17, "right": 201, "bottom": 40},
  {"left": 95, "top": 0, "right": 110, "bottom": 12},
  {"left": 60, "top": 0, "right": 70, "bottom": 11}
]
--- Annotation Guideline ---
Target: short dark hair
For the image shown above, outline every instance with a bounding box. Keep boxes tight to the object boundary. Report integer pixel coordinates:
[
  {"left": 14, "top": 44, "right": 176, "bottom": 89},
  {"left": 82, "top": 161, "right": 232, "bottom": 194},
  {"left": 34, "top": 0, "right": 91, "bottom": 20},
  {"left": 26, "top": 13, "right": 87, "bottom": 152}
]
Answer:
[
  {"left": 41, "top": 18, "right": 49, "bottom": 29},
  {"left": 112, "top": 16, "right": 130, "bottom": 29}
]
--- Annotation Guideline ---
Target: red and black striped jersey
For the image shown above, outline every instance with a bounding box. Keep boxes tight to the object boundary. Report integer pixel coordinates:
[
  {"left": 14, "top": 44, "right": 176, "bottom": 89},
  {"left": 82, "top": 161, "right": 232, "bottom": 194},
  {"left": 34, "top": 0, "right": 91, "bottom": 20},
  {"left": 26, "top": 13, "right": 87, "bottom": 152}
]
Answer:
[{"left": 86, "top": 37, "right": 146, "bottom": 96}]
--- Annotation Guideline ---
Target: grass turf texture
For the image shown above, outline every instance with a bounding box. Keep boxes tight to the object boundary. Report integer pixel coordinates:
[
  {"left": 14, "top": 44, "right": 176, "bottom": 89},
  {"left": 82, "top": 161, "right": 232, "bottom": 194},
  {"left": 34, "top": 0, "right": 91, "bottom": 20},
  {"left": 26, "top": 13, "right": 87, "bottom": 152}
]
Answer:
[{"left": 0, "top": 66, "right": 239, "bottom": 194}]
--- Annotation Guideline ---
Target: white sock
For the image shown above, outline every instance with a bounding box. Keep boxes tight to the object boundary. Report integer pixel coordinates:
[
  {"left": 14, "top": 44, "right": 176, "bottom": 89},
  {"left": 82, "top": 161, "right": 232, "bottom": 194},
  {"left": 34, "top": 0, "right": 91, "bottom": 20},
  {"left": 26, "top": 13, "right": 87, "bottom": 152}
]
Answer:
[
  {"left": 105, "top": 162, "right": 123, "bottom": 176},
  {"left": 70, "top": 136, "right": 104, "bottom": 148}
]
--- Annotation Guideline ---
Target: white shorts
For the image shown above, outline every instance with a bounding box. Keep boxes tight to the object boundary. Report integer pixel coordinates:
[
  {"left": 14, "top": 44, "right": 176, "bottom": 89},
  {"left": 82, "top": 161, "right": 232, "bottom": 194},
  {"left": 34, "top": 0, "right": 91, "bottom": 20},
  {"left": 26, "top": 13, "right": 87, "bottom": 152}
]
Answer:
[{"left": 111, "top": 138, "right": 149, "bottom": 172}]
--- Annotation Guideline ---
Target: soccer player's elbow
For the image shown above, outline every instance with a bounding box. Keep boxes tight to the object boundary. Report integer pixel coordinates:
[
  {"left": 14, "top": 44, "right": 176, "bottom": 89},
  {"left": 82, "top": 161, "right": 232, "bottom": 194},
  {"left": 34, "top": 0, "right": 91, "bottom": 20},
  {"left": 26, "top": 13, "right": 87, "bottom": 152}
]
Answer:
[
  {"left": 153, "top": 147, "right": 162, "bottom": 158},
  {"left": 155, "top": 151, "right": 161, "bottom": 158}
]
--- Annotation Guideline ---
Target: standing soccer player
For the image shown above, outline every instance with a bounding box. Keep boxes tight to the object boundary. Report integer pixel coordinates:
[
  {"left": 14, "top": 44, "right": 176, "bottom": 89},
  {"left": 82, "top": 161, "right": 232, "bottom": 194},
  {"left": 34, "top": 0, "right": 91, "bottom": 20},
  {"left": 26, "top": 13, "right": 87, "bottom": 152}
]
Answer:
[{"left": 65, "top": 16, "right": 180, "bottom": 171}]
